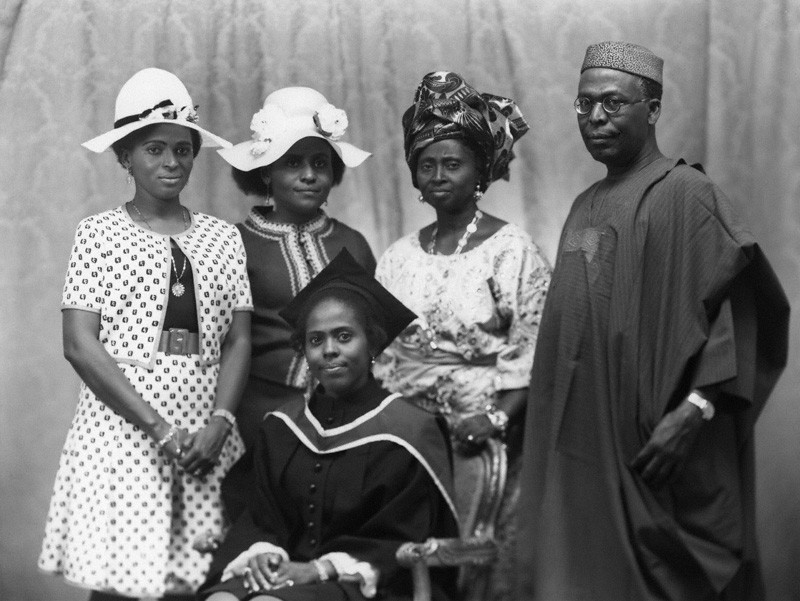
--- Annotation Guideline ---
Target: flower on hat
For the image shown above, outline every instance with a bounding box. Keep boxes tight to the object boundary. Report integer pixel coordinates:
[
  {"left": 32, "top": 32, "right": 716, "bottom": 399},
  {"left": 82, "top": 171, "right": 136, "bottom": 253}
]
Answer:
[
  {"left": 139, "top": 101, "right": 199, "bottom": 125},
  {"left": 249, "top": 104, "right": 289, "bottom": 157},
  {"left": 177, "top": 105, "right": 199, "bottom": 123},
  {"left": 314, "top": 104, "right": 348, "bottom": 140}
]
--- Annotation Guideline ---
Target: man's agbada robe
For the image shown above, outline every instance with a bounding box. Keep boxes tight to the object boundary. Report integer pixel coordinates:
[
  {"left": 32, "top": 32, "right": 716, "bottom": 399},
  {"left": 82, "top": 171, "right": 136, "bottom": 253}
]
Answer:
[{"left": 517, "top": 157, "right": 789, "bottom": 601}]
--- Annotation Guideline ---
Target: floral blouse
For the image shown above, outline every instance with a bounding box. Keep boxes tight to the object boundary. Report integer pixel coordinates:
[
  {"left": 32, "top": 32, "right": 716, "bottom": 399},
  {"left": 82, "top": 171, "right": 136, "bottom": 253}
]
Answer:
[
  {"left": 374, "top": 223, "right": 550, "bottom": 418},
  {"left": 62, "top": 206, "right": 253, "bottom": 369}
]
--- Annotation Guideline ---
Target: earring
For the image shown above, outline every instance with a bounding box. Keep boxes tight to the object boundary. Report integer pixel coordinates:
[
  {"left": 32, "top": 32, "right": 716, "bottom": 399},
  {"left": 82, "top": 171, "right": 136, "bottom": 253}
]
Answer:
[
  {"left": 418, "top": 194, "right": 425, "bottom": 204},
  {"left": 473, "top": 183, "right": 483, "bottom": 201},
  {"left": 261, "top": 171, "right": 272, "bottom": 205},
  {"left": 126, "top": 166, "right": 133, "bottom": 185}
]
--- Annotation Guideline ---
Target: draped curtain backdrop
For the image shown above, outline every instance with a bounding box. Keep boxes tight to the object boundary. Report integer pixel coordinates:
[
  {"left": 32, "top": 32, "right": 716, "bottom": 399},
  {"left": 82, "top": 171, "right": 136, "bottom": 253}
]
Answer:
[{"left": 1, "top": 1, "right": 797, "bottom": 599}]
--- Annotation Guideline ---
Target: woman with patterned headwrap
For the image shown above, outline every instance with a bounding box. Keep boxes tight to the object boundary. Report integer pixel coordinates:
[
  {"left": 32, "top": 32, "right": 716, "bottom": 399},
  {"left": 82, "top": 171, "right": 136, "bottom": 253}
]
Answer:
[{"left": 373, "top": 71, "right": 551, "bottom": 601}]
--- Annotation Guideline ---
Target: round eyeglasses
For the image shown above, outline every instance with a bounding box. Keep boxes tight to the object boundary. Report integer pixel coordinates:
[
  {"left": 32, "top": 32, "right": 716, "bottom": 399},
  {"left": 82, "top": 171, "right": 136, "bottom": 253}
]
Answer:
[{"left": 574, "top": 96, "right": 650, "bottom": 115}]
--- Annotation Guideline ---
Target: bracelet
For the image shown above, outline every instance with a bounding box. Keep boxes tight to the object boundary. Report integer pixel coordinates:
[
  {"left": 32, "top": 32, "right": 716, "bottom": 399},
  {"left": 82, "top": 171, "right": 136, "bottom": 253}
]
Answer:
[
  {"left": 211, "top": 408, "right": 236, "bottom": 429},
  {"left": 312, "top": 559, "right": 330, "bottom": 582},
  {"left": 484, "top": 403, "right": 509, "bottom": 434},
  {"left": 156, "top": 425, "right": 179, "bottom": 450}
]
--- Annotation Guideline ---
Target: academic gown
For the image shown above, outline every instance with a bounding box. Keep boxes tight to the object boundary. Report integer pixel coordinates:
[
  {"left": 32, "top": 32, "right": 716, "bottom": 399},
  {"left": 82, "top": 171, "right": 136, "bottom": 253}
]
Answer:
[
  {"left": 516, "top": 157, "right": 789, "bottom": 601},
  {"left": 200, "top": 378, "right": 459, "bottom": 601}
]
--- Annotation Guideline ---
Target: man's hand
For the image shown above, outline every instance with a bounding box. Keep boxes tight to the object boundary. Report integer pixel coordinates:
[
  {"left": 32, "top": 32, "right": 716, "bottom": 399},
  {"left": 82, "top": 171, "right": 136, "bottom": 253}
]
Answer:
[{"left": 631, "top": 398, "right": 705, "bottom": 488}]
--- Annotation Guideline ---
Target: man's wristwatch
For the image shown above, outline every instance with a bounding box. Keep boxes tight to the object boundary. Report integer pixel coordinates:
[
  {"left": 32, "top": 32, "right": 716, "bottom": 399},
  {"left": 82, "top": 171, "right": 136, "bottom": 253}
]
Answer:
[{"left": 687, "top": 391, "right": 715, "bottom": 421}]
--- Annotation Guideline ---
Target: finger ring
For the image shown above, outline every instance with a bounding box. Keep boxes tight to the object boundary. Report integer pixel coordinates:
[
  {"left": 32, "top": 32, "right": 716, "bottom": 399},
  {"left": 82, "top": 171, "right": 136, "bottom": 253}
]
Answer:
[
  {"left": 285, "top": 580, "right": 295, "bottom": 587},
  {"left": 243, "top": 566, "right": 252, "bottom": 576}
]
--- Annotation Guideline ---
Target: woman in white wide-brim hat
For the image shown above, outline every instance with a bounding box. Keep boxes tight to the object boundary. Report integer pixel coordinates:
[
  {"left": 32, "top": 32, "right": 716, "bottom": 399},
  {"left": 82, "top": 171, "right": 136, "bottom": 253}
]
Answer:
[
  {"left": 215, "top": 88, "right": 376, "bottom": 516},
  {"left": 38, "top": 67, "right": 253, "bottom": 600}
]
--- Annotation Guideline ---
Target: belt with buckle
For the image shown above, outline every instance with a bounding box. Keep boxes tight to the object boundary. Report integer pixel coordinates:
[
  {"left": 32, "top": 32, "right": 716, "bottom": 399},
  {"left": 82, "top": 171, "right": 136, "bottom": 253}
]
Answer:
[{"left": 158, "top": 328, "right": 200, "bottom": 355}]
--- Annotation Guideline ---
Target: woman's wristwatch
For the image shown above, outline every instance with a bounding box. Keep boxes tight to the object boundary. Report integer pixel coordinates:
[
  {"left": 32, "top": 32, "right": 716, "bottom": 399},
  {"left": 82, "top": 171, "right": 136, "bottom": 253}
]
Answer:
[{"left": 484, "top": 403, "right": 509, "bottom": 435}]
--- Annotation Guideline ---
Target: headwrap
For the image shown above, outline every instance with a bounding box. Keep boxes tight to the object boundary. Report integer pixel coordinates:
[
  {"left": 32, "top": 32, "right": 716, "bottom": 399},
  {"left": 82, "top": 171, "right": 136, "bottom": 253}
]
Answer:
[
  {"left": 581, "top": 41, "right": 663, "bottom": 85},
  {"left": 402, "top": 71, "right": 529, "bottom": 190}
]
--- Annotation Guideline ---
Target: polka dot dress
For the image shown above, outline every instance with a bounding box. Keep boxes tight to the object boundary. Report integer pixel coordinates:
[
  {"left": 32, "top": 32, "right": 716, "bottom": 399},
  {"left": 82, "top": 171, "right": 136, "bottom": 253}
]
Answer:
[
  {"left": 39, "top": 356, "right": 245, "bottom": 597},
  {"left": 39, "top": 207, "right": 251, "bottom": 597}
]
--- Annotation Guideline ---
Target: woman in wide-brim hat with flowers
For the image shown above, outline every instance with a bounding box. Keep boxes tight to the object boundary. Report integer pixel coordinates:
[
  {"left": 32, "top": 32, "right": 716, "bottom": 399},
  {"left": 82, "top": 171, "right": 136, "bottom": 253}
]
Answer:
[
  {"left": 38, "top": 67, "right": 253, "bottom": 600},
  {"left": 215, "top": 87, "right": 376, "bottom": 517}
]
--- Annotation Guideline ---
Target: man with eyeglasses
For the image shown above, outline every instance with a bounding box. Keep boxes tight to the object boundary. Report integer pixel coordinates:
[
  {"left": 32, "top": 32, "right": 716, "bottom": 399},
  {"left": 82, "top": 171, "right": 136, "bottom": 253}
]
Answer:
[{"left": 516, "top": 41, "right": 789, "bottom": 601}]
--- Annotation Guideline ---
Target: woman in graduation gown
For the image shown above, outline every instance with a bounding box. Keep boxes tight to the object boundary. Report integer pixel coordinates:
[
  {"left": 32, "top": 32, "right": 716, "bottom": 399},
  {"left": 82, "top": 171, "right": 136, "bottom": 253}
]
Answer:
[{"left": 199, "top": 250, "right": 458, "bottom": 601}]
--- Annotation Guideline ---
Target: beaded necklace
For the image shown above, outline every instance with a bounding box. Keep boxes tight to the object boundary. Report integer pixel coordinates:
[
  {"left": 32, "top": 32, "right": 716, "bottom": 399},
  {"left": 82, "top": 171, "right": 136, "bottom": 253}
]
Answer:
[{"left": 426, "top": 209, "right": 483, "bottom": 255}]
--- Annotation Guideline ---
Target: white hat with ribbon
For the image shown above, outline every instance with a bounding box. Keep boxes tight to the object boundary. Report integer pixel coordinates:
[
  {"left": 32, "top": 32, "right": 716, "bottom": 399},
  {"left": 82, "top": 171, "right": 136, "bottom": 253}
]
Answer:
[
  {"left": 217, "top": 87, "right": 370, "bottom": 171},
  {"left": 82, "top": 67, "right": 231, "bottom": 153}
]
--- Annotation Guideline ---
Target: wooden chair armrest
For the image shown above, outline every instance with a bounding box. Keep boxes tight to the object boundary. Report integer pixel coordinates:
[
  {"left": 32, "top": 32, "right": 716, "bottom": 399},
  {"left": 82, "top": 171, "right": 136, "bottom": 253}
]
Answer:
[
  {"left": 397, "top": 537, "right": 497, "bottom": 601},
  {"left": 397, "top": 439, "right": 508, "bottom": 601},
  {"left": 396, "top": 536, "right": 497, "bottom": 567}
]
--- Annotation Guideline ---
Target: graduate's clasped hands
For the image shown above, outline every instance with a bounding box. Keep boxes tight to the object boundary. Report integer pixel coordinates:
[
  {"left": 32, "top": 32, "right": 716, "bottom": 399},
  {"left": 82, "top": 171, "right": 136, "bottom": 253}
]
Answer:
[{"left": 242, "top": 553, "right": 316, "bottom": 592}]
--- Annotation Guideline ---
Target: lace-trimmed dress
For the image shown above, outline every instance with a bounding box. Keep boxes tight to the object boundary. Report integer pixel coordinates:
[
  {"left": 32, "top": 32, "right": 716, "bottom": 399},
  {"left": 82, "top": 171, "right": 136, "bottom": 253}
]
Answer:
[
  {"left": 374, "top": 222, "right": 550, "bottom": 601},
  {"left": 38, "top": 207, "right": 252, "bottom": 598}
]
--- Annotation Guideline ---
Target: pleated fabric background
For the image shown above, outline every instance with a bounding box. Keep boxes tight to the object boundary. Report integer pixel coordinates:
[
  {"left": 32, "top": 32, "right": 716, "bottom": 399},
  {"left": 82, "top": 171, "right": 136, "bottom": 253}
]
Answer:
[{"left": 0, "top": 1, "right": 797, "bottom": 599}]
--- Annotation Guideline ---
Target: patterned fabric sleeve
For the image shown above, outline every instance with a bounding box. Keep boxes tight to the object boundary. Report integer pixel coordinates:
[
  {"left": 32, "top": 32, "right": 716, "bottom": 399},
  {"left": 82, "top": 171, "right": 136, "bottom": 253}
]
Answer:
[
  {"left": 373, "top": 244, "right": 393, "bottom": 289},
  {"left": 230, "top": 227, "right": 253, "bottom": 312},
  {"left": 491, "top": 233, "right": 551, "bottom": 391},
  {"left": 61, "top": 217, "right": 105, "bottom": 313}
]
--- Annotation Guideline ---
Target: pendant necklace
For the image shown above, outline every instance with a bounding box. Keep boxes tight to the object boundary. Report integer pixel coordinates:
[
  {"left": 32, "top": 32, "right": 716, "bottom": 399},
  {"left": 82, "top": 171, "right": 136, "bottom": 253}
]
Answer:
[
  {"left": 128, "top": 201, "right": 191, "bottom": 297},
  {"left": 170, "top": 252, "right": 187, "bottom": 297},
  {"left": 427, "top": 209, "right": 483, "bottom": 255}
]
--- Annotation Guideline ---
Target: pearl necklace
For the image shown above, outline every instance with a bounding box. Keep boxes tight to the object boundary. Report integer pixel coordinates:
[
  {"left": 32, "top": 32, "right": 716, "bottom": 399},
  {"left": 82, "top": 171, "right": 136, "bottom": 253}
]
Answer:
[
  {"left": 426, "top": 209, "right": 483, "bottom": 255},
  {"left": 128, "top": 201, "right": 190, "bottom": 297}
]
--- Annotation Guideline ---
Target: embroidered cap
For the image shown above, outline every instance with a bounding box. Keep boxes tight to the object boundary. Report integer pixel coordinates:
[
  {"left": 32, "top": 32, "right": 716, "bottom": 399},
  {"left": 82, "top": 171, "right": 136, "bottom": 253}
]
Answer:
[
  {"left": 82, "top": 68, "right": 231, "bottom": 153},
  {"left": 279, "top": 249, "right": 416, "bottom": 353},
  {"left": 217, "top": 87, "right": 371, "bottom": 172},
  {"left": 581, "top": 41, "right": 663, "bottom": 85}
]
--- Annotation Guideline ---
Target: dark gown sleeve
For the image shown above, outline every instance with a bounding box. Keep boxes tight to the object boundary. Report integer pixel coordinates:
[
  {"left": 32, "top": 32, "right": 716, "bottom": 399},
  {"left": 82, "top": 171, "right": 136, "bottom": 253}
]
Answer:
[
  {"left": 634, "top": 165, "right": 788, "bottom": 426},
  {"left": 628, "top": 164, "right": 789, "bottom": 595},
  {"left": 316, "top": 440, "right": 456, "bottom": 597}
]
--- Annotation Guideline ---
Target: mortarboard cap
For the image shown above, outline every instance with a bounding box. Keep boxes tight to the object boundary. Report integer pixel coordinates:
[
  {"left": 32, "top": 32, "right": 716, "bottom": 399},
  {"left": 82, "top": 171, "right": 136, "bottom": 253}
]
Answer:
[{"left": 279, "top": 249, "right": 417, "bottom": 353}]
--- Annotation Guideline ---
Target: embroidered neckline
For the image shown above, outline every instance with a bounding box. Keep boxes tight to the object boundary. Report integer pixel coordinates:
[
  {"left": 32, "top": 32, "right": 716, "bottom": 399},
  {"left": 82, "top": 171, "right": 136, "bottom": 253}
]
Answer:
[{"left": 245, "top": 206, "right": 329, "bottom": 237}]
